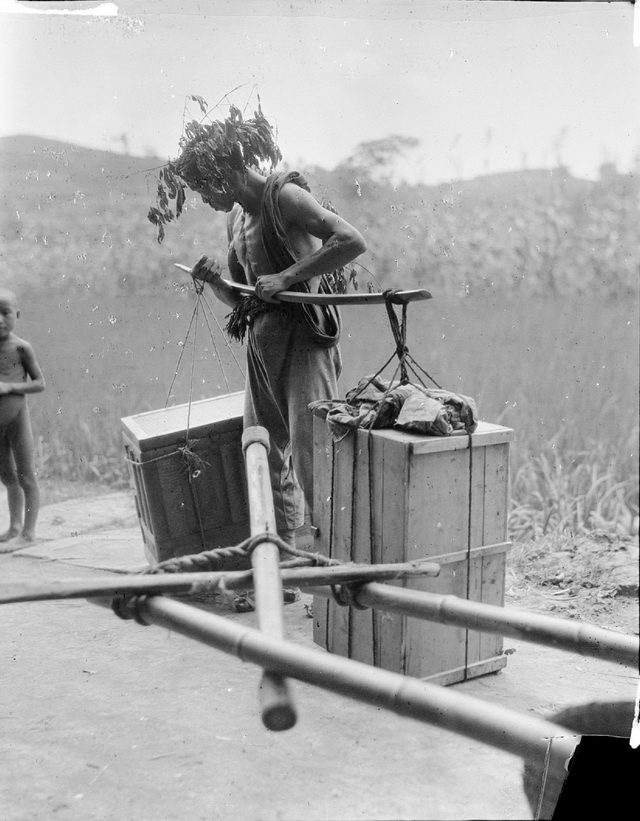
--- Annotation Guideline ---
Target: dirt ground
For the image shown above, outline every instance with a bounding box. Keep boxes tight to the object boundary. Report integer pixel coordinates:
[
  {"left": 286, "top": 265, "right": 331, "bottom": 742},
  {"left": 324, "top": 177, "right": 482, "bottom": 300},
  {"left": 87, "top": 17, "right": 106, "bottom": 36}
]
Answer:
[{"left": 0, "top": 490, "right": 637, "bottom": 821}]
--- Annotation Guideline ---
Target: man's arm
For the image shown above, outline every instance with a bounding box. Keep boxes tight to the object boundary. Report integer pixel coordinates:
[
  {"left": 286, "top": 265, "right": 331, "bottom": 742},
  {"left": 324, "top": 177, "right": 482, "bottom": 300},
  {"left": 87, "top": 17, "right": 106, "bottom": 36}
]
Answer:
[
  {"left": 190, "top": 209, "right": 245, "bottom": 309},
  {"left": 255, "top": 184, "right": 367, "bottom": 302},
  {"left": 191, "top": 255, "right": 242, "bottom": 309}
]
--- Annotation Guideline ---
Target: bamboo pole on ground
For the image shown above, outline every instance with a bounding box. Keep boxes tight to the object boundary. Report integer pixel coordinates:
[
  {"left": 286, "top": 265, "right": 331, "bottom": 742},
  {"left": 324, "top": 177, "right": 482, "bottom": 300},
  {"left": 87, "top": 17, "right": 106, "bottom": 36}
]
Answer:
[
  {"left": 241, "top": 426, "right": 297, "bottom": 732},
  {"left": 0, "top": 560, "right": 441, "bottom": 606},
  {"left": 127, "top": 593, "right": 578, "bottom": 774},
  {"left": 309, "top": 583, "right": 639, "bottom": 668}
]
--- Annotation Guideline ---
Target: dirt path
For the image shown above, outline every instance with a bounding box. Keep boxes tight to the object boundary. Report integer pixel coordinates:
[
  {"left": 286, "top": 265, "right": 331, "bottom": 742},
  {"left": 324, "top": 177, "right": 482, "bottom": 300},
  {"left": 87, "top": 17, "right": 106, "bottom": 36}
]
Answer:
[{"left": 0, "top": 493, "right": 637, "bottom": 820}]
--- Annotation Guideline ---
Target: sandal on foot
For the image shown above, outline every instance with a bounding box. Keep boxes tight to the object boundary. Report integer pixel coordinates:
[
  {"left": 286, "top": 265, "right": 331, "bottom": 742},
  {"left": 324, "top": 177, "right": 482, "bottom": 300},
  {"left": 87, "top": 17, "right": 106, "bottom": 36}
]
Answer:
[
  {"left": 234, "top": 588, "right": 299, "bottom": 612},
  {"left": 283, "top": 588, "right": 300, "bottom": 604},
  {"left": 233, "top": 593, "right": 255, "bottom": 613}
]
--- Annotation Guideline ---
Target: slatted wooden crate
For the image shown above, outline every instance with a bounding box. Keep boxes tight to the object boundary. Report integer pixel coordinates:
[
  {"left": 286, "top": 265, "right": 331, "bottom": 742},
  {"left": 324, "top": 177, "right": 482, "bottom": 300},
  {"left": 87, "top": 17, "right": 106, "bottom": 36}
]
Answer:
[
  {"left": 121, "top": 392, "right": 250, "bottom": 566},
  {"left": 312, "top": 418, "right": 513, "bottom": 685}
]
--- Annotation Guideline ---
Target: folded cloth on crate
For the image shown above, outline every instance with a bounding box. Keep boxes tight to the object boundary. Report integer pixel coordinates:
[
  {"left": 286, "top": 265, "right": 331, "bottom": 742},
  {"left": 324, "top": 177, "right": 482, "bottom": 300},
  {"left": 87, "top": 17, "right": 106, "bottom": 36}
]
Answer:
[{"left": 309, "top": 374, "right": 478, "bottom": 441}]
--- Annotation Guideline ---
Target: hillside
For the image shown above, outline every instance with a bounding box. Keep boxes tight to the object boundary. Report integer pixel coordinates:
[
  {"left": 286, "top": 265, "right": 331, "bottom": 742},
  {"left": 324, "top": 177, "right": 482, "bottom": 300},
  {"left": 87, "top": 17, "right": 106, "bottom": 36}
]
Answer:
[
  {"left": 0, "top": 135, "right": 228, "bottom": 296},
  {"left": 0, "top": 134, "right": 638, "bottom": 298},
  {"left": 0, "top": 134, "right": 161, "bottom": 200}
]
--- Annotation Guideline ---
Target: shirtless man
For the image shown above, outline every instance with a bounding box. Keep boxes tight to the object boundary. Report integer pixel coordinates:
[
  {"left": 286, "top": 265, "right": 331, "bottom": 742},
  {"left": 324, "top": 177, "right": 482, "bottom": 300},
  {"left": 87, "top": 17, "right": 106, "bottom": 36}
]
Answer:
[
  {"left": 169, "top": 116, "right": 366, "bottom": 552},
  {"left": 0, "top": 288, "right": 46, "bottom": 552}
]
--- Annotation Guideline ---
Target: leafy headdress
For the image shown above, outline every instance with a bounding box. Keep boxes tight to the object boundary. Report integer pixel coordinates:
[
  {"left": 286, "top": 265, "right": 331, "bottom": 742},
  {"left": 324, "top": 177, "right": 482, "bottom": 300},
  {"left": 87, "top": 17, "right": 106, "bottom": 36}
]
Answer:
[{"left": 148, "top": 100, "right": 282, "bottom": 242}]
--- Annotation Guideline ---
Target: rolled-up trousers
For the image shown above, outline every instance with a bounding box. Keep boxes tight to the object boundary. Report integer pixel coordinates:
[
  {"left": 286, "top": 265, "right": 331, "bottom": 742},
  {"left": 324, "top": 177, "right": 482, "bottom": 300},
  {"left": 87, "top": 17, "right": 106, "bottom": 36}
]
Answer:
[{"left": 244, "top": 310, "right": 341, "bottom": 533}]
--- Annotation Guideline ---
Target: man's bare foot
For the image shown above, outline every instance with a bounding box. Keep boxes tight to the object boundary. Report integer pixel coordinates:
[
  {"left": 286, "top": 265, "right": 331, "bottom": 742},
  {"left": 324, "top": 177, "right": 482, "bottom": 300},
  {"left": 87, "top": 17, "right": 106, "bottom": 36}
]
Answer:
[
  {"left": 0, "top": 534, "right": 37, "bottom": 554},
  {"left": 0, "top": 528, "right": 21, "bottom": 543}
]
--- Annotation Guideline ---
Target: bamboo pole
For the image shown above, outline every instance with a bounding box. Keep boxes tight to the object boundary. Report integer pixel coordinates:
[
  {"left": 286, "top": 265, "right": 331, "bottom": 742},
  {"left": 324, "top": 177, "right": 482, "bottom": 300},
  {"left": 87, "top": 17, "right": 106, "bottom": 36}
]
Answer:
[
  {"left": 174, "top": 264, "right": 431, "bottom": 305},
  {"left": 241, "top": 426, "right": 297, "bottom": 732},
  {"left": 127, "top": 593, "right": 578, "bottom": 771},
  {"left": 0, "top": 560, "right": 441, "bottom": 606},
  {"left": 309, "top": 583, "right": 639, "bottom": 668}
]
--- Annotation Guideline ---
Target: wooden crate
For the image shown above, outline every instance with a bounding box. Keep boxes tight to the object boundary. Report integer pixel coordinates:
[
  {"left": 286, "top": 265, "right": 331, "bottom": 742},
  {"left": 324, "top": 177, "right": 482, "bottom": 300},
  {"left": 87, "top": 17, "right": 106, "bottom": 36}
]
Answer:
[
  {"left": 312, "top": 418, "right": 513, "bottom": 685},
  {"left": 121, "top": 392, "right": 250, "bottom": 566}
]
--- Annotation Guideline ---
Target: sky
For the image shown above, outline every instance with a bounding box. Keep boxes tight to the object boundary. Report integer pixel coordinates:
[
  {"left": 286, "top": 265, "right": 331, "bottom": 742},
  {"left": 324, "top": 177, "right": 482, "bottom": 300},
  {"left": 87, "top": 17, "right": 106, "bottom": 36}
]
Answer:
[{"left": 0, "top": 0, "right": 638, "bottom": 185}]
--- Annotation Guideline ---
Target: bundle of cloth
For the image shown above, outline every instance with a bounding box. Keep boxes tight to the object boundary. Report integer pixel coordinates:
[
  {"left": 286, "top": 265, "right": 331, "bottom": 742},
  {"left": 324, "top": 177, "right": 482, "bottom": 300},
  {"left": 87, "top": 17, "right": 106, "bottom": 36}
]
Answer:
[{"left": 310, "top": 374, "right": 478, "bottom": 441}]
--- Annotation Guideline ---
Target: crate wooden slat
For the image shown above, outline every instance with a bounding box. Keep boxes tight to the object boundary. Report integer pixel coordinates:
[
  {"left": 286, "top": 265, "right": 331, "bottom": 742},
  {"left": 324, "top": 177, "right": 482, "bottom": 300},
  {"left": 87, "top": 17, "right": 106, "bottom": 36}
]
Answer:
[
  {"left": 121, "top": 392, "right": 250, "bottom": 566},
  {"left": 312, "top": 419, "right": 513, "bottom": 685}
]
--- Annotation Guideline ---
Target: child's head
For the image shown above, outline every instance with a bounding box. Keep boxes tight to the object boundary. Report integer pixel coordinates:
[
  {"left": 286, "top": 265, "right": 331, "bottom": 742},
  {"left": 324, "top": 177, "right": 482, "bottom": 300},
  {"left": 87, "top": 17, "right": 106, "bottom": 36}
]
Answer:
[{"left": 0, "top": 289, "right": 19, "bottom": 339}]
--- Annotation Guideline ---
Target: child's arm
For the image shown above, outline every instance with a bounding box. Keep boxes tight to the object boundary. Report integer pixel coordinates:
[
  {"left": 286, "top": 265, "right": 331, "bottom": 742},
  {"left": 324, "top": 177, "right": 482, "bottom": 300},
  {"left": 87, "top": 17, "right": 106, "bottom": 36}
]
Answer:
[{"left": 0, "top": 342, "right": 45, "bottom": 395}]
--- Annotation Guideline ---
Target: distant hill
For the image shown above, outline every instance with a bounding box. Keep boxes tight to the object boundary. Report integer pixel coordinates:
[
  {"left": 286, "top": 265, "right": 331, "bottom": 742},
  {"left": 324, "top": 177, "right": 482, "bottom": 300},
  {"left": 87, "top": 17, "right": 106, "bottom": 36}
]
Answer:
[
  {"left": 0, "top": 134, "right": 164, "bottom": 203},
  {"left": 0, "top": 135, "right": 227, "bottom": 296},
  {"left": 0, "top": 135, "right": 637, "bottom": 298}
]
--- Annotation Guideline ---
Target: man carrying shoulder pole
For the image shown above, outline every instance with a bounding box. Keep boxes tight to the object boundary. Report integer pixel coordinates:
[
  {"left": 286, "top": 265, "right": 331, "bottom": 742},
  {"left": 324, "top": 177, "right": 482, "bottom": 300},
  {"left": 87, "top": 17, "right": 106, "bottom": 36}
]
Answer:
[{"left": 152, "top": 103, "right": 366, "bottom": 585}]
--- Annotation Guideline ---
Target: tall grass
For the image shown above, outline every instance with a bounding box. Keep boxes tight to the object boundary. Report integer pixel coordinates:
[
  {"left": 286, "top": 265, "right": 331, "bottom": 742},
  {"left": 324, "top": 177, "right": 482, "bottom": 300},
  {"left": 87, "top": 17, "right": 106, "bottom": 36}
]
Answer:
[
  {"left": 508, "top": 426, "right": 638, "bottom": 540},
  {"left": 16, "top": 289, "right": 639, "bottom": 540}
]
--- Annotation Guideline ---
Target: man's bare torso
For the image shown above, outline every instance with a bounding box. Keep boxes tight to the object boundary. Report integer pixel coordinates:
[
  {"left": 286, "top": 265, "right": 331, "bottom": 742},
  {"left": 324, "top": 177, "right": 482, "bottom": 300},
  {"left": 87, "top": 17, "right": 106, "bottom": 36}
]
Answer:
[{"left": 228, "top": 183, "right": 322, "bottom": 293}]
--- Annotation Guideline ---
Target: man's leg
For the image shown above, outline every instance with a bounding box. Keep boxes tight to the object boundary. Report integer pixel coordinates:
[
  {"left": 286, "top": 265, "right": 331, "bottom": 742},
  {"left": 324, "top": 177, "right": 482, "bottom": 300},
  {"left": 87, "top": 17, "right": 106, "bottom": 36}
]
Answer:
[
  {"left": 245, "top": 315, "right": 306, "bottom": 534},
  {"left": 236, "top": 315, "right": 312, "bottom": 613},
  {"left": 284, "top": 333, "right": 341, "bottom": 512}
]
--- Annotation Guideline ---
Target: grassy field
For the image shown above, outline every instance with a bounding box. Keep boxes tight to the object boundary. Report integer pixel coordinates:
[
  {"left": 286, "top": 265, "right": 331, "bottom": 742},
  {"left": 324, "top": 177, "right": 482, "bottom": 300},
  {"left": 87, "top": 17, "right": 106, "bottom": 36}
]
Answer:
[{"left": 17, "top": 287, "right": 638, "bottom": 541}]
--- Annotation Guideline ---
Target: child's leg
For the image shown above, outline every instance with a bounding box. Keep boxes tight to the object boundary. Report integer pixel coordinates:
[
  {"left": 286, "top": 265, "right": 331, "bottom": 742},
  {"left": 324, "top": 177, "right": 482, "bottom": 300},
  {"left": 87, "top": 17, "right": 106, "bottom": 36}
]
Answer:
[
  {"left": 7, "top": 406, "right": 39, "bottom": 543},
  {"left": 0, "top": 431, "right": 24, "bottom": 540}
]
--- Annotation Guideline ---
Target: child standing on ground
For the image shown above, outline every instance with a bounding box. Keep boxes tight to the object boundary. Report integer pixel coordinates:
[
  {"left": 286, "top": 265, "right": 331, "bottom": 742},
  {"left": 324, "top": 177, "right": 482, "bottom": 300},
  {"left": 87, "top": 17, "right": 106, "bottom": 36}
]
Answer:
[{"left": 0, "top": 288, "right": 45, "bottom": 552}]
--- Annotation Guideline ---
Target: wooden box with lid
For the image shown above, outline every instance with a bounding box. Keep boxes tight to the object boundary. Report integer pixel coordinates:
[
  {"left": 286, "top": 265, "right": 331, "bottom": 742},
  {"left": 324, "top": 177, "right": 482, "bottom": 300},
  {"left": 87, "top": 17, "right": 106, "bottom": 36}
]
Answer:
[
  {"left": 121, "top": 391, "right": 249, "bottom": 566},
  {"left": 312, "top": 418, "right": 513, "bottom": 685}
]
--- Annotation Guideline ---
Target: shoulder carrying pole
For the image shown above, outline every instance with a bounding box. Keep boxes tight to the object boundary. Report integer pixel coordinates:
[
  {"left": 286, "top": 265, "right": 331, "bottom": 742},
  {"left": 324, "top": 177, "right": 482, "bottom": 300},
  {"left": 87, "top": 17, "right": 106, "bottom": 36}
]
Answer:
[
  {"left": 241, "top": 426, "right": 297, "bottom": 732},
  {"left": 174, "top": 264, "right": 431, "bottom": 306}
]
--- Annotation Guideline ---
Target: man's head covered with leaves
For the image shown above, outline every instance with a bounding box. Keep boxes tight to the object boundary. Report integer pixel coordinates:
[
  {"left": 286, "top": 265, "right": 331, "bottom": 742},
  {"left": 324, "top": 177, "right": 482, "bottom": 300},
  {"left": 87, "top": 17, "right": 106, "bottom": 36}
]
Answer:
[{"left": 148, "top": 101, "right": 281, "bottom": 242}]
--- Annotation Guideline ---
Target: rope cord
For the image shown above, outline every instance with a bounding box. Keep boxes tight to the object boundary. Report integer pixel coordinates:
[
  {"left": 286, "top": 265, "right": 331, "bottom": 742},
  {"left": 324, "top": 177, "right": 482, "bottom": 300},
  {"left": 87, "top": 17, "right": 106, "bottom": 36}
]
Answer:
[
  {"left": 165, "top": 296, "right": 200, "bottom": 405},
  {"left": 324, "top": 439, "right": 338, "bottom": 650},
  {"left": 402, "top": 353, "right": 443, "bottom": 391},
  {"left": 154, "top": 276, "right": 247, "bottom": 548},
  {"left": 184, "top": 295, "right": 209, "bottom": 549},
  {"left": 347, "top": 432, "right": 360, "bottom": 656},
  {"left": 146, "top": 531, "right": 342, "bottom": 575},
  {"left": 535, "top": 739, "right": 554, "bottom": 821},
  {"left": 331, "top": 581, "right": 368, "bottom": 610},
  {"left": 166, "top": 276, "right": 245, "bottom": 412},
  {"left": 185, "top": 293, "right": 200, "bottom": 435},
  {"left": 124, "top": 449, "right": 187, "bottom": 467},
  {"left": 316, "top": 292, "right": 476, "bottom": 680},
  {"left": 346, "top": 290, "right": 442, "bottom": 431},
  {"left": 367, "top": 431, "right": 379, "bottom": 666},
  {"left": 463, "top": 430, "right": 474, "bottom": 681},
  {"left": 199, "top": 289, "right": 246, "bottom": 384},
  {"left": 383, "top": 292, "right": 409, "bottom": 384}
]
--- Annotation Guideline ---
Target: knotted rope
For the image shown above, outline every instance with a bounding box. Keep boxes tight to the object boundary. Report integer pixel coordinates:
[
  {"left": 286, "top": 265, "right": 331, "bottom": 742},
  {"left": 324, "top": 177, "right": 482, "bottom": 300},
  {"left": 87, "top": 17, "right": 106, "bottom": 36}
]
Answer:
[
  {"left": 383, "top": 289, "right": 410, "bottom": 385},
  {"left": 145, "top": 532, "right": 341, "bottom": 575},
  {"left": 331, "top": 581, "right": 369, "bottom": 610},
  {"left": 343, "top": 289, "right": 442, "bottom": 432}
]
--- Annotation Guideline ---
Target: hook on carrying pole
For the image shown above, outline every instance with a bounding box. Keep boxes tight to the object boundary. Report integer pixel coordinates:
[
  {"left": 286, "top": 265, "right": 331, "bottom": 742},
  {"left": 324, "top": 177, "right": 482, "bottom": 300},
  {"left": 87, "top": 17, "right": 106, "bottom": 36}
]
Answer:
[{"left": 382, "top": 289, "right": 410, "bottom": 384}]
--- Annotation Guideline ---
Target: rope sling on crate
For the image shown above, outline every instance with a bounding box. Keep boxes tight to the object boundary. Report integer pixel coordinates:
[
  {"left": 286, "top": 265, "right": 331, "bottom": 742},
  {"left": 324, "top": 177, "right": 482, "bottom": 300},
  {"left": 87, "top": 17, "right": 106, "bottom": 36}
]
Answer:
[
  {"left": 137, "top": 529, "right": 386, "bottom": 613},
  {"left": 322, "top": 290, "right": 477, "bottom": 678},
  {"left": 124, "top": 277, "right": 246, "bottom": 551},
  {"left": 146, "top": 532, "right": 339, "bottom": 575}
]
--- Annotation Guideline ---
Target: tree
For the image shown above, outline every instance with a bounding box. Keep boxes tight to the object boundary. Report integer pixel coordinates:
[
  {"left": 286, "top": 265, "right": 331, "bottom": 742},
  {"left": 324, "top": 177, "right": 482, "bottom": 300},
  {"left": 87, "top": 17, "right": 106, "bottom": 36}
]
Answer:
[{"left": 342, "top": 135, "right": 420, "bottom": 182}]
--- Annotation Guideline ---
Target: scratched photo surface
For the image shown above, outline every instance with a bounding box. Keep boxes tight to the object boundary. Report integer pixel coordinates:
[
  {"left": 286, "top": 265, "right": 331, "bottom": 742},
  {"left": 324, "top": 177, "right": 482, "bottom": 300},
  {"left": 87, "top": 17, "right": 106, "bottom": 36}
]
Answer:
[{"left": 0, "top": 2, "right": 638, "bottom": 820}]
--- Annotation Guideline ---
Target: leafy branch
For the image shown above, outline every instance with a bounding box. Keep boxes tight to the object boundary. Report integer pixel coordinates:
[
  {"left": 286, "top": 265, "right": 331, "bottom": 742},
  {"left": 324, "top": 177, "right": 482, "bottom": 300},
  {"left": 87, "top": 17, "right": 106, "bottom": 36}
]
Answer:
[{"left": 148, "top": 100, "right": 281, "bottom": 243}]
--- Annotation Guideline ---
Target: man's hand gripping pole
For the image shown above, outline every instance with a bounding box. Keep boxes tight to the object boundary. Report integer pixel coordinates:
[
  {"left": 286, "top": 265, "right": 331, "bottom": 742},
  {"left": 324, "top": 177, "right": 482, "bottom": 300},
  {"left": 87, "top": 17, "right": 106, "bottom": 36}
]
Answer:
[{"left": 175, "top": 263, "right": 432, "bottom": 306}]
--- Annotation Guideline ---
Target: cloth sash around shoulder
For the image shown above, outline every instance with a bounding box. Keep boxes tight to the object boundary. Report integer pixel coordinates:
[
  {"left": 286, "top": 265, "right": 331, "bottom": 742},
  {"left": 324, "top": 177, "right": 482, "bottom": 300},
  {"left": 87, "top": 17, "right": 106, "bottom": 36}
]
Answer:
[{"left": 261, "top": 171, "right": 341, "bottom": 348}]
